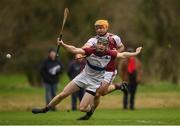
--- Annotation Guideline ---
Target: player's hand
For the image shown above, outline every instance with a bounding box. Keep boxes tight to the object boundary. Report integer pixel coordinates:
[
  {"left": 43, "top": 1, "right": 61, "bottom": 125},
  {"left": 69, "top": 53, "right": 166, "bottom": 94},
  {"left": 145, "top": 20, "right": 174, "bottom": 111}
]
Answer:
[
  {"left": 136, "top": 47, "right": 143, "bottom": 54},
  {"left": 112, "top": 48, "right": 118, "bottom": 52},
  {"left": 75, "top": 54, "right": 86, "bottom": 60},
  {"left": 57, "top": 38, "right": 64, "bottom": 45}
]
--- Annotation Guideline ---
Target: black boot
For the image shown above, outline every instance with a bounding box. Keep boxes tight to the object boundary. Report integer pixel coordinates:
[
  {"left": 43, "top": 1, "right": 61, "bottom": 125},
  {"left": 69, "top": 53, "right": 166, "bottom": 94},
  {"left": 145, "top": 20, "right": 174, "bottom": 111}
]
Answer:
[
  {"left": 118, "top": 81, "right": 128, "bottom": 93},
  {"left": 77, "top": 107, "right": 95, "bottom": 120},
  {"left": 32, "top": 106, "right": 49, "bottom": 114}
]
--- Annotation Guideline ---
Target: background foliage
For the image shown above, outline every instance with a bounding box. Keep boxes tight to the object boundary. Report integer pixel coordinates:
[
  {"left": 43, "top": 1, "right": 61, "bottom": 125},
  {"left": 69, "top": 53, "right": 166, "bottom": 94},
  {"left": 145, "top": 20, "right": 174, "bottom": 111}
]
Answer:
[{"left": 0, "top": 0, "right": 179, "bottom": 85}]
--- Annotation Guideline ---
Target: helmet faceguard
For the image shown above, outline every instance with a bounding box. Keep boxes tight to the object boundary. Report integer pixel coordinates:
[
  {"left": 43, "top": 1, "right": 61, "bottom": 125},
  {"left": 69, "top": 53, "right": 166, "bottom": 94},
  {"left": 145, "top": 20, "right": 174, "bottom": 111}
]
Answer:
[
  {"left": 97, "top": 37, "right": 108, "bottom": 45},
  {"left": 96, "top": 37, "right": 109, "bottom": 52}
]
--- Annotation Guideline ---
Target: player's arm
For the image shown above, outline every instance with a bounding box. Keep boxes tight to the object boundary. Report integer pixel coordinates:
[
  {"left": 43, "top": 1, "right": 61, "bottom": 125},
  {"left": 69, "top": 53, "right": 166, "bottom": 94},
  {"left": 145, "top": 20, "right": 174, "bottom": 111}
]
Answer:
[
  {"left": 81, "top": 42, "right": 91, "bottom": 49},
  {"left": 57, "top": 39, "right": 85, "bottom": 55},
  {"left": 79, "top": 38, "right": 94, "bottom": 58},
  {"left": 117, "top": 47, "right": 142, "bottom": 58},
  {"left": 77, "top": 41, "right": 91, "bottom": 58}
]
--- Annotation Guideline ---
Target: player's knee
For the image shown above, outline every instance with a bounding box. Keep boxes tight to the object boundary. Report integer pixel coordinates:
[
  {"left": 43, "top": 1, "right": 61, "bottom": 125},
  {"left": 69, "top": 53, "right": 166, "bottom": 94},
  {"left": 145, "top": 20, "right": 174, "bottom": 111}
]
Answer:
[
  {"left": 95, "top": 92, "right": 101, "bottom": 97},
  {"left": 96, "top": 90, "right": 104, "bottom": 96},
  {"left": 97, "top": 88, "right": 108, "bottom": 96},
  {"left": 79, "top": 105, "right": 87, "bottom": 112}
]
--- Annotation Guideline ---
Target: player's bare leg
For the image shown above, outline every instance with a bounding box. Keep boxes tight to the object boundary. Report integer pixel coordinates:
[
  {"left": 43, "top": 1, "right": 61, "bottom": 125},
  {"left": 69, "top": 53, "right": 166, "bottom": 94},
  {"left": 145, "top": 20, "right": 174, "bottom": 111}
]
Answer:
[
  {"left": 94, "top": 81, "right": 128, "bottom": 108},
  {"left": 32, "top": 81, "right": 80, "bottom": 114},
  {"left": 93, "top": 81, "right": 128, "bottom": 109},
  {"left": 89, "top": 81, "right": 128, "bottom": 109},
  {"left": 77, "top": 91, "right": 95, "bottom": 120},
  {"left": 79, "top": 92, "right": 95, "bottom": 112},
  {"left": 78, "top": 81, "right": 128, "bottom": 120},
  {"left": 104, "top": 81, "right": 129, "bottom": 95}
]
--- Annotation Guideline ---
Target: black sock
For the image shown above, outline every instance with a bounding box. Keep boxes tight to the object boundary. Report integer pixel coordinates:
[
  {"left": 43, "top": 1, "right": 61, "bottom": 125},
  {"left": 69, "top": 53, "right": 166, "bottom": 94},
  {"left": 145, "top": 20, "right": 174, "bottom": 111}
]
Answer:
[
  {"left": 87, "top": 110, "right": 92, "bottom": 116},
  {"left": 43, "top": 106, "right": 50, "bottom": 112},
  {"left": 87, "top": 106, "right": 95, "bottom": 116}
]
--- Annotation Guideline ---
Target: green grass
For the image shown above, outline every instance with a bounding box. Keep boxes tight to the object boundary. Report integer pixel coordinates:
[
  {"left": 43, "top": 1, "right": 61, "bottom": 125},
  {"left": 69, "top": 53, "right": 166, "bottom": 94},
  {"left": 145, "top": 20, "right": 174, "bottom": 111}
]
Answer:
[
  {"left": 0, "top": 108, "right": 179, "bottom": 125},
  {"left": 0, "top": 74, "right": 27, "bottom": 85},
  {"left": 0, "top": 73, "right": 70, "bottom": 95},
  {"left": 0, "top": 74, "right": 180, "bottom": 125},
  {"left": 138, "top": 81, "right": 180, "bottom": 92}
]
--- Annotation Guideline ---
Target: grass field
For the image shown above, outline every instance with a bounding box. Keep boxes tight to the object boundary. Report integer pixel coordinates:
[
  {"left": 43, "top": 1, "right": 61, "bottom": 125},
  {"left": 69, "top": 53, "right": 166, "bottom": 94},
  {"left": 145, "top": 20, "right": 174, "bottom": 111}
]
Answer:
[
  {"left": 0, "top": 74, "right": 180, "bottom": 125},
  {"left": 0, "top": 108, "right": 180, "bottom": 125}
]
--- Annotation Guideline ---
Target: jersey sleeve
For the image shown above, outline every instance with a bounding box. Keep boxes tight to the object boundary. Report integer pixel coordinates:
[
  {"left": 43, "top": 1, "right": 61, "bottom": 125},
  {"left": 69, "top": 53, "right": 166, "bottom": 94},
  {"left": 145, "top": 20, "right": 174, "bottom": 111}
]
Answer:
[
  {"left": 112, "top": 35, "right": 122, "bottom": 47},
  {"left": 109, "top": 50, "right": 118, "bottom": 59},
  {"left": 83, "top": 48, "right": 95, "bottom": 56}
]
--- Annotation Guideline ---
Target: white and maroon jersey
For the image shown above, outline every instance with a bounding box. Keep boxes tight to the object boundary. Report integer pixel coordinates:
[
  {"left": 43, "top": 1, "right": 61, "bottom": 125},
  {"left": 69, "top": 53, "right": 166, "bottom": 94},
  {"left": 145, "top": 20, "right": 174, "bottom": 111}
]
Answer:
[
  {"left": 85, "top": 33, "right": 122, "bottom": 50},
  {"left": 82, "top": 48, "right": 117, "bottom": 78},
  {"left": 85, "top": 33, "right": 122, "bottom": 72}
]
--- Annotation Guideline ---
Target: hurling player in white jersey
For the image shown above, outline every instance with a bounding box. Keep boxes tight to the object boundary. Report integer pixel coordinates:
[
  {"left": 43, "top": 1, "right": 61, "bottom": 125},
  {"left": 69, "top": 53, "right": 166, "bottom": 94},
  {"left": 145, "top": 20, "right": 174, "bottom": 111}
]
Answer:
[
  {"left": 32, "top": 37, "right": 142, "bottom": 119},
  {"left": 79, "top": 19, "right": 127, "bottom": 120}
]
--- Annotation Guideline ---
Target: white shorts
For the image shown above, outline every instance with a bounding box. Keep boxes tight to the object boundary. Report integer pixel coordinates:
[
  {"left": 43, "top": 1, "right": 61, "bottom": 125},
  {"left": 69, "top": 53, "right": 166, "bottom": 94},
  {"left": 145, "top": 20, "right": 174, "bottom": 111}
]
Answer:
[
  {"left": 103, "top": 70, "right": 117, "bottom": 84},
  {"left": 73, "top": 71, "right": 103, "bottom": 93}
]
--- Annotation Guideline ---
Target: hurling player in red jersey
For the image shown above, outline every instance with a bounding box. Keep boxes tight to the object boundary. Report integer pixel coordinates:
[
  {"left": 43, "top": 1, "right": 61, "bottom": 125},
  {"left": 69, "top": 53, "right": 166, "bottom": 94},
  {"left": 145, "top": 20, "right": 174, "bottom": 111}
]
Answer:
[
  {"left": 79, "top": 19, "right": 129, "bottom": 120},
  {"left": 32, "top": 37, "right": 142, "bottom": 120}
]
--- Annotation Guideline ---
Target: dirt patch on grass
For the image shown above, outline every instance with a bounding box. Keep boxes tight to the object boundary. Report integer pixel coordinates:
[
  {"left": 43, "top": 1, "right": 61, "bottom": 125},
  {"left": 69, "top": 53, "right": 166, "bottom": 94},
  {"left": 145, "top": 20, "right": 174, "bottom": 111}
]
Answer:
[
  {"left": 99, "top": 92, "right": 180, "bottom": 109},
  {"left": 0, "top": 94, "right": 71, "bottom": 111},
  {"left": 0, "top": 92, "right": 180, "bottom": 111}
]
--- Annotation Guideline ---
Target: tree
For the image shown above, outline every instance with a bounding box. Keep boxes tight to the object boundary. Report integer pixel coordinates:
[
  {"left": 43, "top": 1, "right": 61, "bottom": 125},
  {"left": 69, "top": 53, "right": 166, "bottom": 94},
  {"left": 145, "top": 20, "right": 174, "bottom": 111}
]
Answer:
[{"left": 138, "top": 0, "right": 180, "bottom": 83}]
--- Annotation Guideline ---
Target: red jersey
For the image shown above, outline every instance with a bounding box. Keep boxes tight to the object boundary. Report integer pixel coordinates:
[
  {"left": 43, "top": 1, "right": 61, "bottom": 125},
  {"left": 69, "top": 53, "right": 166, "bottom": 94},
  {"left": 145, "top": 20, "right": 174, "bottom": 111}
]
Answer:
[
  {"left": 83, "top": 48, "right": 117, "bottom": 72},
  {"left": 85, "top": 33, "right": 122, "bottom": 71}
]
